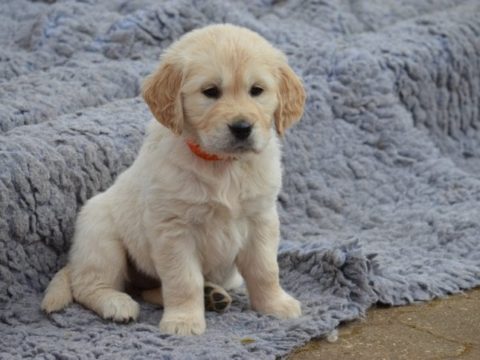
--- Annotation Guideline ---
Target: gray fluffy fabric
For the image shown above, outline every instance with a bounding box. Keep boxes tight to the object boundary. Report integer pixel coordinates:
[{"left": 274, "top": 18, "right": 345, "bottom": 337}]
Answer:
[{"left": 1, "top": 0, "right": 480, "bottom": 358}]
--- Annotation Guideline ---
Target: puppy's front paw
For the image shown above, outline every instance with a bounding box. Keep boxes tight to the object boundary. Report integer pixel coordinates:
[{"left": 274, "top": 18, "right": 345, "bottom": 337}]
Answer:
[
  {"left": 254, "top": 291, "right": 301, "bottom": 319},
  {"left": 100, "top": 293, "right": 139, "bottom": 322},
  {"left": 160, "top": 312, "right": 206, "bottom": 336}
]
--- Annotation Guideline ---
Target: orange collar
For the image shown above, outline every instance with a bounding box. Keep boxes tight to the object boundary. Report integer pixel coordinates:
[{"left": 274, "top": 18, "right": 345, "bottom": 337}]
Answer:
[{"left": 186, "top": 140, "right": 224, "bottom": 161}]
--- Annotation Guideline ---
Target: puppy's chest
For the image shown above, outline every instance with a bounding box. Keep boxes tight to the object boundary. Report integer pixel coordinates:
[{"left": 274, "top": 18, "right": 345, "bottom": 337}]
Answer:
[
  {"left": 184, "top": 180, "right": 268, "bottom": 238},
  {"left": 193, "top": 168, "right": 275, "bottom": 221},
  {"left": 189, "top": 169, "right": 276, "bottom": 270},
  {"left": 194, "top": 204, "right": 247, "bottom": 273}
]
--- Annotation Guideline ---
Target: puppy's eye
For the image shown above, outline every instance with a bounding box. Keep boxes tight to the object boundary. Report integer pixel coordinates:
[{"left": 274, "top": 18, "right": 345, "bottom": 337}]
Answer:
[
  {"left": 202, "top": 86, "right": 221, "bottom": 99},
  {"left": 249, "top": 85, "right": 264, "bottom": 97}
]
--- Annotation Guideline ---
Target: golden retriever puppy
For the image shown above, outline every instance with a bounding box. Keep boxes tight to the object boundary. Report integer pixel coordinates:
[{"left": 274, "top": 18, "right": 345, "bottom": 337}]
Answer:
[{"left": 41, "top": 23, "right": 305, "bottom": 335}]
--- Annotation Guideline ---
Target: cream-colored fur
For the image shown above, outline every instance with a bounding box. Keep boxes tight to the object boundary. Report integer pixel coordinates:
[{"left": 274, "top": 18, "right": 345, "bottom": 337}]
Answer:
[{"left": 41, "top": 24, "right": 306, "bottom": 336}]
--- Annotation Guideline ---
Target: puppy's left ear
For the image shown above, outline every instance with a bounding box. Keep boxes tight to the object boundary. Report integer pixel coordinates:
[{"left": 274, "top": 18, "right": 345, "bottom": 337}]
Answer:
[
  {"left": 142, "top": 62, "right": 184, "bottom": 135},
  {"left": 274, "top": 65, "right": 306, "bottom": 136}
]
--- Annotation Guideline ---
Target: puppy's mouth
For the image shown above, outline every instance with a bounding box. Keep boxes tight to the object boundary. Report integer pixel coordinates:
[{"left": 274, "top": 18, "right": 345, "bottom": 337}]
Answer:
[
  {"left": 193, "top": 121, "right": 270, "bottom": 157},
  {"left": 203, "top": 143, "right": 258, "bottom": 159},
  {"left": 195, "top": 135, "right": 260, "bottom": 156},
  {"left": 226, "top": 139, "right": 257, "bottom": 153}
]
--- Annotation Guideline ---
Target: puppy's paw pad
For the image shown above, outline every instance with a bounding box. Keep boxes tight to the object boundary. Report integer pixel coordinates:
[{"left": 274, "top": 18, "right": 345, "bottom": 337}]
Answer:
[
  {"left": 204, "top": 285, "right": 231, "bottom": 313},
  {"left": 160, "top": 317, "right": 206, "bottom": 336},
  {"left": 101, "top": 294, "right": 139, "bottom": 322}
]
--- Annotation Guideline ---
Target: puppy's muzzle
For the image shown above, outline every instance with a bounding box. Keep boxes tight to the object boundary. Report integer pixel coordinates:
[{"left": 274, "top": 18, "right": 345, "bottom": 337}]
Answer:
[{"left": 228, "top": 120, "right": 252, "bottom": 141}]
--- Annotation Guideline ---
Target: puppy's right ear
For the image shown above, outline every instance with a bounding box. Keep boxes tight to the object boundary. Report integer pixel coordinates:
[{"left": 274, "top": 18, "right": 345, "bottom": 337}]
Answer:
[
  {"left": 142, "top": 62, "right": 184, "bottom": 135},
  {"left": 274, "top": 65, "right": 306, "bottom": 136}
]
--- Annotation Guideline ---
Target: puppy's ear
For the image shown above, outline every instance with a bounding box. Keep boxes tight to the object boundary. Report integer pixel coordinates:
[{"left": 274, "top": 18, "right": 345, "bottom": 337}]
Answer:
[
  {"left": 274, "top": 65, "right": 306, "bottom": 136},
  {"left": 142, "top": 62, "right": 184, "bottom": 135}
]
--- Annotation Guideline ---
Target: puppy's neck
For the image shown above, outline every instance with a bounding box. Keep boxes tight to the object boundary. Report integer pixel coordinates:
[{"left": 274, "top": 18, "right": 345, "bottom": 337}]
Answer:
[{"left": 186, "top": 140, "right": 226, "bottom": 162}]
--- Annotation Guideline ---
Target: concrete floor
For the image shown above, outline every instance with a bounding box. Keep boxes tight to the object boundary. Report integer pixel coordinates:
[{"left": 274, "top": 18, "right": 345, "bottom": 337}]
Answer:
[{"left": 288, "top": 287, "right": 480, "bottom": 360}]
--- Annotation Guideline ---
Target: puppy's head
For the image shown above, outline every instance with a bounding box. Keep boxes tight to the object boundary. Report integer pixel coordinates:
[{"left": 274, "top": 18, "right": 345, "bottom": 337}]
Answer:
[{"left": 142, "top": 24, "right": 305, "bottom": 156}]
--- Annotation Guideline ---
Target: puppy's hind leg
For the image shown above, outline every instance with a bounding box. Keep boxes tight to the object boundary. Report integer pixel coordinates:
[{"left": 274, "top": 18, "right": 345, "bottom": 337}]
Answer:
[
  {"left": 69, "top": 195, "right": 139, "bottom": 322},
  {"left": 204, "top": 282, "right": 232, "bottom": 313},
  {"left": 142, "top": 287, "right": 164, "bottom": 306},
  {"left": 142, "top": 282, "right": 232, "bottom": 313}
]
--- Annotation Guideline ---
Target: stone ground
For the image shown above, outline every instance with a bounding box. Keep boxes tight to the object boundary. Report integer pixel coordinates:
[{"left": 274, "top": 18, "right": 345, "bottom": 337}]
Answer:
[{"left": 288, "top": 287, "right": 480, "bottom": 360}]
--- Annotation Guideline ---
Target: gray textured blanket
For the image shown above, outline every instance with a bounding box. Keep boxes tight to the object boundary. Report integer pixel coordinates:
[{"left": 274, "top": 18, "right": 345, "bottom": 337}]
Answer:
[{"left": 1, "top": 0, "right": 480, "bottom": 358}]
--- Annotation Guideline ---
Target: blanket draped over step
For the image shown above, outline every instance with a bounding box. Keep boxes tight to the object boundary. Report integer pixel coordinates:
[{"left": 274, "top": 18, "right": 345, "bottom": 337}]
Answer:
[{"left": 1, "top": 0, "right": 479, "bottom": 358}]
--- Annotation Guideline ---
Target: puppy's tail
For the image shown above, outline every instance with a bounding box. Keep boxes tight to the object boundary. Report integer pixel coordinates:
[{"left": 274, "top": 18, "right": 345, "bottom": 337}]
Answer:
[{"left": 41, "top": 265, "right": 73, "bottom": 313}]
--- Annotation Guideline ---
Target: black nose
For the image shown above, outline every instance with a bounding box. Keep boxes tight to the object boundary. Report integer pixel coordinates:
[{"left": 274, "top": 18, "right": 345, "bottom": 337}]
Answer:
[{"left": 228, "top": 120, "right": 252, "bottom": 141}]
